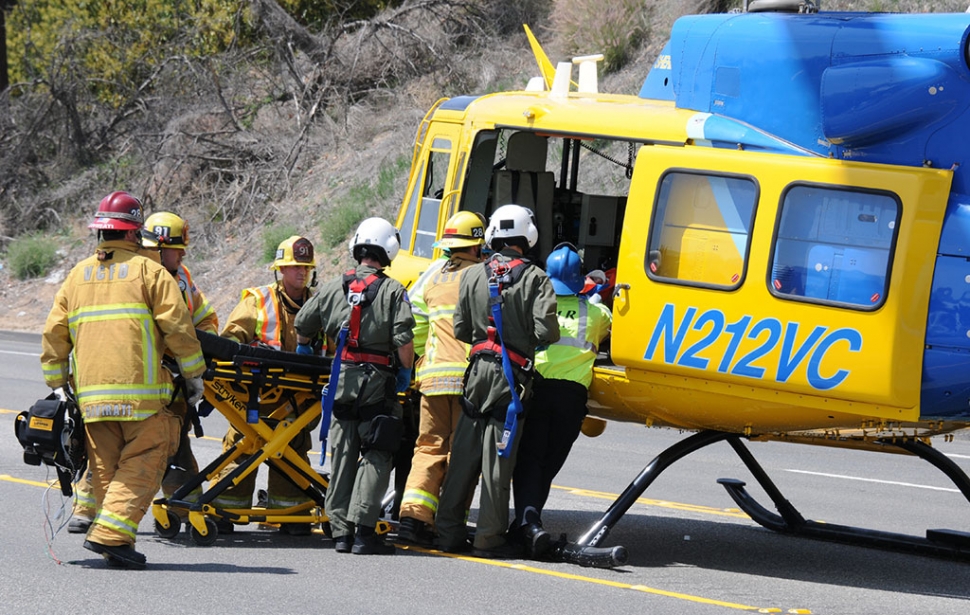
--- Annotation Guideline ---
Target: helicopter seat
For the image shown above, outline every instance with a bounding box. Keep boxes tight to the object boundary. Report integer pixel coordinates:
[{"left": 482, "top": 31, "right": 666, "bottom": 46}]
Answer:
[{"left": 492, "top": 132, "right": 555, "bottom": 261}]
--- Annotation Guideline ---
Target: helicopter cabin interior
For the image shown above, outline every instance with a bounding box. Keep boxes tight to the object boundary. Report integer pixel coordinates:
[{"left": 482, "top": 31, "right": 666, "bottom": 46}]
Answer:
[{"left": 398, "top": 128, "right": 634, "bottom": 279}]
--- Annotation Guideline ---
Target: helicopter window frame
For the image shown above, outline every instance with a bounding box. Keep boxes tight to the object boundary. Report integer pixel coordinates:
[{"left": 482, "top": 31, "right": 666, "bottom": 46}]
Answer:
[
  {"left": 768, "top": 182, "right": 900, "bottom": 312},
  {"left": 411, "top": 139, "right": 453, "bottom": 259},
  {"left": 645, "top": 169, "right": 760, "bottom": 291}
]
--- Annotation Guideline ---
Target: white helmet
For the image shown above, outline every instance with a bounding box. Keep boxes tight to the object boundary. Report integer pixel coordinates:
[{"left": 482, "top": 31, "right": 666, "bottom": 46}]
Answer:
[
  {"left": 349, "top": 217, "right": 401, "bottom": 266},
  {"left": 485, "top": 204, "right": 539, "bottom": 250}
]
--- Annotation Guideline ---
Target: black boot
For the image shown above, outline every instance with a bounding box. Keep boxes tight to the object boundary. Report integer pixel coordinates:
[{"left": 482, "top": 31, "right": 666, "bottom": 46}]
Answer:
[
  {"left": 352, "top": 525, "right": 395, "bottom": 555},
  {"left": 83, "top": 540, "right": 147, "bottom": 569},
  {"left": 522, "top": 523, "right": 552, "bottom": 560},
  {"left": 68, "top": 515, "right": 92, "bottom": 534},
  {"left": 397, "top": 516, "right": 434, "bottom": 546}
]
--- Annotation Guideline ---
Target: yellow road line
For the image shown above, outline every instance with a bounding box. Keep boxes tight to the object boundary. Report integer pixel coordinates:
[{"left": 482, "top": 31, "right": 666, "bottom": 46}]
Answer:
[
  {"left": 397, "top": 544, "right": 787, "bottom": 612},
  {"left": 0, "top": 474, "right": 56, "bottom": 488},
  {"left": 550, "top": 484, "right": 751, "bottom": 519}
]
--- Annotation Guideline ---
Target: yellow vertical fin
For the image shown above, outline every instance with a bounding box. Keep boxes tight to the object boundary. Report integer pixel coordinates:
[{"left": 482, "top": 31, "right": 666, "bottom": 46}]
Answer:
[{"left": 524, "top": 24, "right": 558, "bottom": 90}]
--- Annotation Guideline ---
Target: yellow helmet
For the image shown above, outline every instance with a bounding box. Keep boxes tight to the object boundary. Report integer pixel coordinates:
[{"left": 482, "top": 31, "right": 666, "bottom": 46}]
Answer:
[
  {"left": 435, "top": 211, "right": 486, "bottom": 249},
  {"left": 272, "top": 235, "right": 315, "bottom": 270},
  {"left": 144, "top": 212, "right": 189, "bottom": 248}
]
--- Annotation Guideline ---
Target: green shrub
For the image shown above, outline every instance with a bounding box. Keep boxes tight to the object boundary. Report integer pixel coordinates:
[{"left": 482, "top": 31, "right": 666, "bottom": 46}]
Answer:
[
  {"left": 551, "top": 0, "right": 651, "bottom": 73},
  {"left": 7, "top": 0, "right": 252, "bottom": 105},
  {"left": 320, "top": 157, "right": 406, "bottom": 248},
  {"left": 320, "top": 200, "right": 369, "bottom": 249},
  {"left": 5, "top": 234, "right": 61, "bottom": 280},
  {"left": 262, "top": 225, "right": 300, "bottom": 264}
]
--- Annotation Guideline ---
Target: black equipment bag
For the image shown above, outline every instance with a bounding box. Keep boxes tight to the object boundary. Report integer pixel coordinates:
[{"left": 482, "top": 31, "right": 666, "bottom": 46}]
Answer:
[{"left": 14, "top": 392, "right": 86, "bottom": 496}]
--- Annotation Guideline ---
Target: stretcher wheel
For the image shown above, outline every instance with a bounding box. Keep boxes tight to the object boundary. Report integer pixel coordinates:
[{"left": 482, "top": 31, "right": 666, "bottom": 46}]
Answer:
[
  {"left": 154, "top": 509, "right": 182, "bottom": 539},
  {"left": 190, "top": 518, "right": 219, "bottom": 546}
]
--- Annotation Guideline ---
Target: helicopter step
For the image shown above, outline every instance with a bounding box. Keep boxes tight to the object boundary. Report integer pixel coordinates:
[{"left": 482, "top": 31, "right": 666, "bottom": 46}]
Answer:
[{"left": 556, "top": 430, "right": 970, "bottom": 567}]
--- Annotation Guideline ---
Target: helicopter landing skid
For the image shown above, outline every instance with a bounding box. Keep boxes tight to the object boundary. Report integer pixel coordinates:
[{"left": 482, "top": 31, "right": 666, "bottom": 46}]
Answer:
[
  {"left": 555, "top": 430, "right": 970, "bottom": 568},
  {"left": 717, "top": 435, "right": 970, "bottom": 560}
]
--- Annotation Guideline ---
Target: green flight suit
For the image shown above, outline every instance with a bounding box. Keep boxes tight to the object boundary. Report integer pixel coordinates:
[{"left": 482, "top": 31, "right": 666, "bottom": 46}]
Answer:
[
  {"left": 294, "top": 264, "right": 415, "bottom": 538},
  {"left": 435, "top": 249, "right": 559, "bottom": 551}
]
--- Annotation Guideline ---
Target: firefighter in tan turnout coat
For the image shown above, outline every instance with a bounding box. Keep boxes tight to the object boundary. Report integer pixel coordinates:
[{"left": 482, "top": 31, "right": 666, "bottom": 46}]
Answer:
[{"left": 41, "top": 191, "right": 206, "bottom": 569}]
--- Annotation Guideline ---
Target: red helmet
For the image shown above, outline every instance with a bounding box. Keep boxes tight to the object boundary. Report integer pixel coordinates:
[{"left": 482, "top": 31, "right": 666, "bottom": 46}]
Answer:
[{"left": 89, "top": 191, "right": 144, "bottom": 231}]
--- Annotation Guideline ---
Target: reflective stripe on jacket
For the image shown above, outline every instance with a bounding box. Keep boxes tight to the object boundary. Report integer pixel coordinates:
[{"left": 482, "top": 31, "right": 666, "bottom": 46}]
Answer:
[
  {"left": 40, "top": 240, "right": 205, "bottom": 422},
  {"left": 178, "top": 264, "right": 218, "bottom": 333},
  {"left": 534, "top": 294, "right": 612, "bottom": 388},
  {"left": 414, "top": 252, "right": 478, "bottom": 396},
  {"left": 221, "top": 282, "right": 307, "bottom": 351},
  {"left": 409, "top": 257, "right": 446, "bottom": 357},
  {"left": 246, "top": 286, "right": 283, "bottom": 348}
]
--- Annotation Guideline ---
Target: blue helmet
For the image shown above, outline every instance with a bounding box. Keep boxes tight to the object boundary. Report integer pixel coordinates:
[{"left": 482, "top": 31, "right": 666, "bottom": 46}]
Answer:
[{"left": 546, "top": 243, "right": 584, "bottom": 295}]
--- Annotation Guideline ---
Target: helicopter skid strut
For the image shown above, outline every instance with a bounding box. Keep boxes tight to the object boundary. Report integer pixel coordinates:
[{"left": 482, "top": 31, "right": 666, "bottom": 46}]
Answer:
[{"left": 555, "top": 430, "right": 970, "bottom": 568}]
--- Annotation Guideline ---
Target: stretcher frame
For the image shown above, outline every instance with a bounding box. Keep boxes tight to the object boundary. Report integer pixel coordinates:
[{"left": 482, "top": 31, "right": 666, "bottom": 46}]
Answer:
[{"left": 151, "top": 333, "right": 333, "bottom": 545}]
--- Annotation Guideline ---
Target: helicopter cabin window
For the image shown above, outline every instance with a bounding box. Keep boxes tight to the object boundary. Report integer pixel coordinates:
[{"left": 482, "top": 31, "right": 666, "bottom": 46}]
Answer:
[
  {"left": 646, "top": 171, "right": 758, "bottom": 289},
  {"left": 457, "top": 128, "right": 636, "bottom": 283},
  {"left": 400, "top": 139, "right": 452, "bottom": 258},
  {"left": 770, "top": 184, "right": 898, "bottom": 310}
]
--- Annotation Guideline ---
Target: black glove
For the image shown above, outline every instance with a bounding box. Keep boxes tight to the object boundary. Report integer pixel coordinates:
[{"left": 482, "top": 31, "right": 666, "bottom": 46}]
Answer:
[{"left": 197, "top": 399, "right": 215, "bottom": 418}]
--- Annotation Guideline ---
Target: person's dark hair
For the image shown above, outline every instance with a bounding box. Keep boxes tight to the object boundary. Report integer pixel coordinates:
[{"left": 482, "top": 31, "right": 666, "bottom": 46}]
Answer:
[
  {"left": 353, "top": 245, "right": 390, "bottom": 267},
  {"left": 99, "top": 229, "right": 130, "bottom": 242},
  {"left": 448, "top": 244, "right": 480, "bottom": 256},
  {"left": 490, "top": 236, "right": 529, "bottom": 253}
]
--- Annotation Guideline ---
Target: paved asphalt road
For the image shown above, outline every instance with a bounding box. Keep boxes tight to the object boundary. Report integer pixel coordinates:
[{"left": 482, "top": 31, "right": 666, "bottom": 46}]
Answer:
[{"left": 2, "top": 330, "right": 970, "bottom": 614}]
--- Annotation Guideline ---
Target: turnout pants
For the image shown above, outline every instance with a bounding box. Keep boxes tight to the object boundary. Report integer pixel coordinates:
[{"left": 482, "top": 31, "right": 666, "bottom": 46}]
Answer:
[
  {"left": 399, "top": 394, "right": 463, "bottom": 525},
  {"left": 72, "top": 467, "right": 96, "bottom": 521},
  {"left": 435, "top": 410, "right": 523, "bottom": 551},
  {"left": 161, "top": 398, "right": 202, "bottom": 503},
  {"left": 85, "top": 409, "right": 180, "bottom": 546}
]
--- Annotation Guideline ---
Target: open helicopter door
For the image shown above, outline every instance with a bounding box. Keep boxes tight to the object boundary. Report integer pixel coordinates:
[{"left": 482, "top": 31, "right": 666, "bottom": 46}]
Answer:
[
  {"left": 390, "top": 111, "right": 466, "bottom": 289},
  {"left": 608, "top": 144, "right": 952, "bottom": 432}
]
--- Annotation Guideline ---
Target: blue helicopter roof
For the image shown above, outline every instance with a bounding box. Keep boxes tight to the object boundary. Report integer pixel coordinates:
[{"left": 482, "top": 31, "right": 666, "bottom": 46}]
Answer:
[{"left": 641, "top": 11, "right": 970, "bottom": 193}]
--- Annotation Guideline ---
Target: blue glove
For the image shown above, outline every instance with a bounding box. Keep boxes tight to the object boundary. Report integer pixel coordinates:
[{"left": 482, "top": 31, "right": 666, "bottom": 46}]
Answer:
[
  {"left": 395, "top": 367, "right": 412, "bottom": 393},
  {"left": 296, "top": 342, "right": 314, "bottom": 356}
]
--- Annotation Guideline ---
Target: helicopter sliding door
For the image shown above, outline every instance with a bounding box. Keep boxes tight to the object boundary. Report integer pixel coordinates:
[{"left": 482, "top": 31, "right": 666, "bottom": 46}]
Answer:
[{"left": 609, "top": 145, "right": 952, "bottom": 430}]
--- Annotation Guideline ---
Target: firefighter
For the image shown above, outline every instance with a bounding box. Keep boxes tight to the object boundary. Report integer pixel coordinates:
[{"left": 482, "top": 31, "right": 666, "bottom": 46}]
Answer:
[
  {"left": 435, "top": 204, "right": 560, "bottom": 559},
  {"left": 41, "top": 191, "right": 206, "bottom": 569},
  {"left": 142, "top": 212, "right": 219, "bottom": 511},
  {"left": 211, "top": 235, "right": 318, "bottom": 535},
  {"left": 68, "top": 229, "right": 170, "bottom": 533},
  {"left": 510, "top": 242, "right": 612, "bottom": 559},
  {"left": 294, "top": 217, "right": 415, "bottom": 555},
  {"left": 397, "top": 211, "right": 486, "bottom": 546}
]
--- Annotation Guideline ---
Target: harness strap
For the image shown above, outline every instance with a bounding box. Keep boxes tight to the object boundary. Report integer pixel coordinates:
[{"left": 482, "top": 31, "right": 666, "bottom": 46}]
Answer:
[
  {"left": 340, "top": 348, "right": 393, "bottom": 366},
  {"left": 482, "top": 254, "right": 531, "bottom": 459},
  {"left": 345, "top": 272, "right": 382, "bottom": 349},
  {"left": 470, "top": 340, "right": 532, "bottom": 371},
  {"left": 319, "top": 324, "right": 348, "bottom": 466}
]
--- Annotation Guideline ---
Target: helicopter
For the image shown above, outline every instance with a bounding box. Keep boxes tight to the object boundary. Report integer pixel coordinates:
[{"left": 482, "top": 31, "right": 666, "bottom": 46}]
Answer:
[{"left": 384, "top": 1, "right": 970, "bottom": 567}]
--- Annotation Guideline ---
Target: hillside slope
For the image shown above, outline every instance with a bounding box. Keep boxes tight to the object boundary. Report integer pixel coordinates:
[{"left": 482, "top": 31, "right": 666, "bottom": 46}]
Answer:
[{"left": 0, "top": 1, "right": 684, "bottom": 333}]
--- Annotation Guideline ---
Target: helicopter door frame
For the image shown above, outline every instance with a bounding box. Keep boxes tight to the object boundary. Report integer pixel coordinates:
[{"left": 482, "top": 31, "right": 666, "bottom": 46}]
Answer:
[
  {"left": 391, "top": 120, "right": 464, "bottom": 287},
  {"left": 611, "top": 145, "right": 951, "bottom": 421}
]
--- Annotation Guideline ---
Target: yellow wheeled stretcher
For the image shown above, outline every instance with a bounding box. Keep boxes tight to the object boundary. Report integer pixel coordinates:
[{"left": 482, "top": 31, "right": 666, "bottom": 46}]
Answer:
[{"left": 152, "top": 331, "right": 333, "bottom": 546}]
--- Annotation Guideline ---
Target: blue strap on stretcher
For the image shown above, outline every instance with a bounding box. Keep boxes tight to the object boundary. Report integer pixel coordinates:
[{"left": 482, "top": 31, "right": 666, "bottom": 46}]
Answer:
[
  {"left": 319, "top": 324, "right": 348, "bottom": 466},
  {"left": 489, "top": 280, "right": 524, "bottom": 459}
]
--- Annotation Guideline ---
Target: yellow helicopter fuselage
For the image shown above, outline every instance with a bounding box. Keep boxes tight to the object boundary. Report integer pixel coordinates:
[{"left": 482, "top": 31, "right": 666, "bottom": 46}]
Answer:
[{"left": 388, "top": 23, "right": 964, "bottom": 440}]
